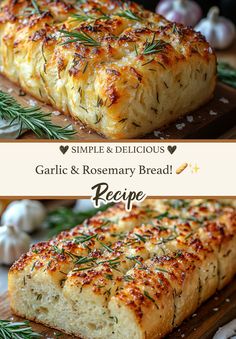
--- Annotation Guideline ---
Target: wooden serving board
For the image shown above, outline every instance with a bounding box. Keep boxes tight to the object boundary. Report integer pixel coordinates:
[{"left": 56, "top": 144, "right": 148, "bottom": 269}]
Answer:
[{"left": 1, "top": 278, "right": 236, "bottom": 339}]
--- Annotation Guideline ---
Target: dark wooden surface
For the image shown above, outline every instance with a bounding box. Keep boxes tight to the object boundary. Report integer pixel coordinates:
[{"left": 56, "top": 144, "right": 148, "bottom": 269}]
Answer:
[{"left": 1, "top": 278, "right": 236, "bottom": 338}]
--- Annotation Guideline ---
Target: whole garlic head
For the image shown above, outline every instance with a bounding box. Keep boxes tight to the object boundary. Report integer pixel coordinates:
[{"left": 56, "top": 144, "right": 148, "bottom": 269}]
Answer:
[
  {"left": 0, "top": 224, "right": 31, "bottom": 265},
  {"left": 156, "top": 0, "right": 202, "bottom": 27},
  {"left": 0, "top": 117, "right": 27, "bottom": 139},
  {"left": 2, "top": 200, "right": 46, "bottom": 233},
  {"left": 195, "top": 7, "right": 236, "bottom": 50}
]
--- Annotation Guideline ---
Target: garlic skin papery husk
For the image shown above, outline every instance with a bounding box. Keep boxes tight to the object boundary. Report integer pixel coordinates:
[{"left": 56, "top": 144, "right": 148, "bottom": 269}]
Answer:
[
  {"left": 156, "top": 0, "right": 202, "bottom": 27},
  {"left": 73, "top": 200, "right": 94, "bottom": 212},
  {"left": 0, "top": 224, "right": 31, "bottom": 265},
  {"left": 0, "top": 118, "right": 26, "bottom": 139},
  {"left": 195, "top": 7, "right": 236, "bottom": 50},
  {"left": 2, "top": 200, "right": 46, "bottom": 233}
]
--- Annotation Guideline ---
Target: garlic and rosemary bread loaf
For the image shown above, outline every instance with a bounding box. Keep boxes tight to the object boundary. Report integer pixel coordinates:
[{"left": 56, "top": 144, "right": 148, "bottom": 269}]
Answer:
[
  {"left": 9, "top": 200, "right": 236, "bottom": 339},
  {"left": 0, "top": 0, "right": 216, "bottom": 139}
]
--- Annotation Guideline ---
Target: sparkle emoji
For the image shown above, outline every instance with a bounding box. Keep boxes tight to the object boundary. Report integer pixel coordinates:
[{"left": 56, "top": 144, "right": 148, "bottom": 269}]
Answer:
[{"left": 189, "top": 164, "right": 200, "bottom": 174}]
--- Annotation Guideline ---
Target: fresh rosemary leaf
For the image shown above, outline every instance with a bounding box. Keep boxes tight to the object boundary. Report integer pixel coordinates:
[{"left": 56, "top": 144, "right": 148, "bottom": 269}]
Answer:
[
  {"left": 44, "top": 204, "right": 112, "bottom": 237},
  {"left": 74, "top": 234, "right": 97, "bottom": 244},
  {"left": 123, "top": 274, "right": 134, "bottom": 282},
  {"left": 31, "top": 0, "right": 41, "bottom": 14},
  {"left": 126, "top": 255, "right": 143, "bottom": 266},
  {"left": 134, "top": 233, "right": 147, "bottom": 243},
  {"left": 0, "top": 90, "right": 76, "bottom": 139},
  {"left": 75, "top": 256, "right": 97, "bottom": 265},
  {"left": 155, "top": 267, "right": 169, "bottom": 273},
  {"left": 0, "top": 320, "right": 42, "bottom": 338},
  {"left": 217, "top": 62, "right": 236, "bottom": 89},
  {"left": 143, "top": 35, "right": 167, "bottom": 55},
  {"left": 59, "top": 29, "right": 101, "bottom": 47},
  {"left": 117, "top": 9, "right": 142, "bottom": 21},
  {"left": 52, "top": 245, "right": 65, "bottom": 255},
  {"left": 70, "top": 13, "right": 95, "bottom": 22},
  {"left": 98, "top": 241, "right": 114, "bottom": 253},
  {"left": 70, "top": 12, "right": 109, "bottom": 22},
  {"left": 75, "top": 0, "right": 86, "bottom": 4},
  {"left": 156, "top": 212, "right": 169, "bottom": 220},
  {"left": 143, "top": 291, "right": 159, "bottom": 309}
]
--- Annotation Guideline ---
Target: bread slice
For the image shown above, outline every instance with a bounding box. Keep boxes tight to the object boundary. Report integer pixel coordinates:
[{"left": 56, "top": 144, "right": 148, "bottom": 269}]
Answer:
[
  {"left": 0, "top": 0, "right": 216, "bottom": 139},
  {"left": 9, "top": 200, "right": 236, "bottom": 339}
]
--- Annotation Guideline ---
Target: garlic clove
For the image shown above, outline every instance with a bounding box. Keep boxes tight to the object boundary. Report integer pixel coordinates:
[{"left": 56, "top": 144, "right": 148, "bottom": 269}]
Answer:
[
  {"left": 156, "top": 0, "right": 202, "bottom": 27},
  {"left": 2, "top": 200, "right": 46, "bottom": 233},
  {"left": 0, "top": 224, "right": 31, "bottom": 266},
  {"left": 195, "top": 7, "right": 236, "bottom": 50},
  {"left": 0, "top": 117, "right": 27, "bottom": 139}
]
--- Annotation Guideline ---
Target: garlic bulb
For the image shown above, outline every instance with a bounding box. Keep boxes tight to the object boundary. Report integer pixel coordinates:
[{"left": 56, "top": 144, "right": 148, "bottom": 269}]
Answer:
[
  {"left": 0, "top": 118, "right": 26, "bottom": 139},
  {"left": 2, "top": 200, "right": 46, "bottom": 233},
  {"left": 195, "top": 7, "right": 236, "bottom": 50},
  {"left": 0, "top": 224, "right": 31, "bottom": 265},
  {"left": 74, "top": 200, "right": 94, "bottom": 212},
  {"left": 156, "top": 0, "right": 202, "bottom": 27}
]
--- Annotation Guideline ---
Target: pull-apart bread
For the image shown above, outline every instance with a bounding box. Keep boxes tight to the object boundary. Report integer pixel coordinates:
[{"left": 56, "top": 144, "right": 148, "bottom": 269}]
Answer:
[
  {"left": 0, "top": 0, "right": 216, "bottom": 138},
  {"left": 9, "top": 200, "right": 236, "bottom": 339}
]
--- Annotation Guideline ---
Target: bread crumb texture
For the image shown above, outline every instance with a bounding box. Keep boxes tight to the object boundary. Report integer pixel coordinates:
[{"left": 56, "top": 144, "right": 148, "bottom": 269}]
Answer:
[
  {"left": 8, "top": 199, "right": 236, "bottom": 339},
  {"left": 0, "top": 0, "right": 216, "bottom": 138}
]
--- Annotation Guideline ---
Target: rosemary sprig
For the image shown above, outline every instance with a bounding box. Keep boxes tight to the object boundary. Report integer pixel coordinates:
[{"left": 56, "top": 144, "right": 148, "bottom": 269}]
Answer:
[
  {"left": 70, "top": 12, "right": 109, "bottom": 22},
  {"left": 134, "top": 233, "right": 147, "bottom": 243},
  {"left": 143, "top": 35, "right": 167, "bottom": 55},
  {"left": 117, "top": 9, "right": 142, "bottom": 21},
  {"left": 24, "top": 0, "right": 41, "bottom": 15},
  {"left": 98, "top": 241, "right": 114, "bottom": 253},
  {"left": 156, "top": 212, "right": 169, "bottom": 220},
  {"left": 75, "top": 256, "right": 97, "bottom": 265},
  {"left": 59, "top": 29, "right": 101, "bottom": 47},
  {"left": 31, "top": 0, "right": 41, "bottom": 14},
  {"left": 0, "top": 90, "right": 76, "bottom": 139},
  {"left": 44, "top": 204, "right": 112, "bottom": 237},
  {"left": 126, "top": 255, "right": 143, "bottom": 266},
  {"left": 217, "top": 62, "right": 236, "bottom": 89},
  {"left": 143, "top": 291, "right": 159, "bottom": 309},
  {"left": 70, "top": 13, "right": 95, "bottom": 22},
  {"left": 73, "top": 234, "right": 97, "bottom": 244},
  {"left": 0, "top": 320, "right": 42, "bottom": 338}
]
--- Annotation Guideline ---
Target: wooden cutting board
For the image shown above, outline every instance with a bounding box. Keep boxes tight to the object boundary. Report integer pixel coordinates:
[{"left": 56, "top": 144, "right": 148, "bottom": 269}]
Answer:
[{"left": 1, "top": 278, "right": 236, "bottom": 339}]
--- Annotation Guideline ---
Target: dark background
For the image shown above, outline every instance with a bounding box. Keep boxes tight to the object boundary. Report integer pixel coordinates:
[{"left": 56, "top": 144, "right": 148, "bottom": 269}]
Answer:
[{"left": 135, "top": 0, "right": 236, "bottom": 24}]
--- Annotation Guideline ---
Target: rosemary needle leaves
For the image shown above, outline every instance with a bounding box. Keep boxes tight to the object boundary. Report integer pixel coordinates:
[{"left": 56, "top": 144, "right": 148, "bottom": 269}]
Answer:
[
  {"left": 0, "top": 319, "right": 42, "bottom": 339},
  {"left": 117, "top": 9, "right": 142, "bottom": 21},
  {"left": 44, "top": 204, "right": 112, "bottom": 237},
  {"left": 0, "top": 90, "right": 76, "bottom": 139},
  {"left": 70, "top": 13, "right": 96, "bottom": 22},
  {"left": 217, "top": 62, "right": 236, "bottom": 89},
  {"left": 70, "top": 12, "right": 110, "bottom": 22},
  {"left": 31, "top": 0, "right": 41, "bottom": 15},
  {"left": 143, "top": 35, "right": 167, "bottom": 55},
  {"left": 59, "top": 29, "right": 101, "bottom": 47}
]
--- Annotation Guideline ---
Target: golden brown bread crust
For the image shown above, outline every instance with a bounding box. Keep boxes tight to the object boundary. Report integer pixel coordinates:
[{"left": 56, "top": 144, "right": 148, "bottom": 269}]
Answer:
[
  {"left": 8, "top": 200, "right": 236, "bottom": 339},
  {"left": 0, "top": 0, "right": 216, "bottom": 139}
]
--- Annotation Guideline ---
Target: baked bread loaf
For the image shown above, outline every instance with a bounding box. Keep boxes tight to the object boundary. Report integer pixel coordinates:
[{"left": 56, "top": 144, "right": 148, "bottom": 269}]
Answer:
[
  {"left": 0, "top": 0, "right": 216, "bottom": 139},
  {"left": 9, "top": 200, "right": 236, "bottom": 338}
]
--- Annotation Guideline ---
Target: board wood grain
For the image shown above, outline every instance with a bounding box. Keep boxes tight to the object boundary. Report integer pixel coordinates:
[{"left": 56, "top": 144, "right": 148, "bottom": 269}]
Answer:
[{"left": 1, "top": 278, "right": 236, "bottom": 339}]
